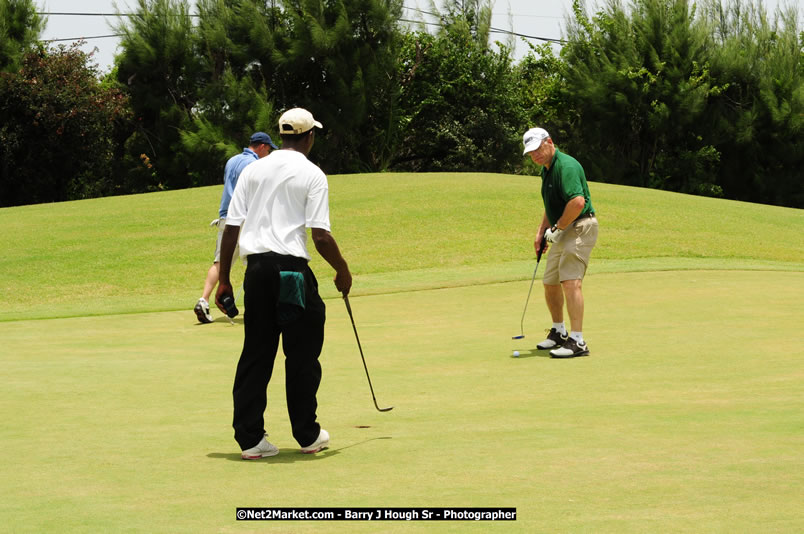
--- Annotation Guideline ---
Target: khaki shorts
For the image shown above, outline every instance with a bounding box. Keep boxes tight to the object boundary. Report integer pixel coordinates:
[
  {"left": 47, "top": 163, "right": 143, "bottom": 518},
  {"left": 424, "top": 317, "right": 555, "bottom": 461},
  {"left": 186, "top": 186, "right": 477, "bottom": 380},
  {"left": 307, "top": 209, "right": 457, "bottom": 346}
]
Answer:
[
  {"left": 542, "top": 216, "right": 598, "bottom": 285},
  {"left": 213, "top": 218, "right": 239, "bottom": 263}
]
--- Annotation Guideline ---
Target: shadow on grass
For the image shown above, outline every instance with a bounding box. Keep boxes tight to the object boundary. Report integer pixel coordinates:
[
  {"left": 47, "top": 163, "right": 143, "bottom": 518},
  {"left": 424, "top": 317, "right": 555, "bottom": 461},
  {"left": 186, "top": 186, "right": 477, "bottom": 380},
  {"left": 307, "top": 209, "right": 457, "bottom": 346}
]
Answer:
[
  {"left": 192, "top": 316, "right": 244, "bottom": 327},
  {"left": 207, "top": 437, "right": 392, "bottom": 463},
  {"left": 510, "top": 348, "right": 551, "bottom": 359}
]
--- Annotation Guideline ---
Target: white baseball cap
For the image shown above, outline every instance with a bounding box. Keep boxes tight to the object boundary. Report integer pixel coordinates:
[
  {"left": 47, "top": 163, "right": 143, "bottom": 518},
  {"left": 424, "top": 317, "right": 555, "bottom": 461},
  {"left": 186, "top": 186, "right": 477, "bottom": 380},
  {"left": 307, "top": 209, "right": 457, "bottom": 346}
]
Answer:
[
  {"left": 278, "top": 108, "right": 323, "bottom": 135},
  {"left": 522, "top": 127, "right": 550, "bottom": 155}
]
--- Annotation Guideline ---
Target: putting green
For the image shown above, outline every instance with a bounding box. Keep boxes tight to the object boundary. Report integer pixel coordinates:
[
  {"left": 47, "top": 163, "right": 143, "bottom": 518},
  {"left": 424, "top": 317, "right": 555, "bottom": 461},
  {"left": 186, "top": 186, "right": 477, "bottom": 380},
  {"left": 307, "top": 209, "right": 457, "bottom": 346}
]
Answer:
[{"left": 1, "top": 270, "right": 802, "bottom": 533}]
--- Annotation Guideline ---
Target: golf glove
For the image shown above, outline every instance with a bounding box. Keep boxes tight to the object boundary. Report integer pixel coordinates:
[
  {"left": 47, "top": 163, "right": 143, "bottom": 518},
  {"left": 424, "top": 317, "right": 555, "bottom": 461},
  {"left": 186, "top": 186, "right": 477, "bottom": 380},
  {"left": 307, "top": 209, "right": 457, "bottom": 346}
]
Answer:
[{"left": 545, "top": 226, "right": 563, "bottom": 243}]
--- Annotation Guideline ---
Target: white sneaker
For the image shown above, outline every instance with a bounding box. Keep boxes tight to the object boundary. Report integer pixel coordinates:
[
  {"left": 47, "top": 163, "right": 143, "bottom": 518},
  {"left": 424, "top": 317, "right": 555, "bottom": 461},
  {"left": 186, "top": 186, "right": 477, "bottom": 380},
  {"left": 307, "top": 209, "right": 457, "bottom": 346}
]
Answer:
[
  {"left": 300, "top": 429, "right": 329, "bottom": 454},
  {"left": 194, "top": 298, "right": 213, "bottom": 323},
  {"left": 241, "top": 435, "right": 279, "bottom": 460}
]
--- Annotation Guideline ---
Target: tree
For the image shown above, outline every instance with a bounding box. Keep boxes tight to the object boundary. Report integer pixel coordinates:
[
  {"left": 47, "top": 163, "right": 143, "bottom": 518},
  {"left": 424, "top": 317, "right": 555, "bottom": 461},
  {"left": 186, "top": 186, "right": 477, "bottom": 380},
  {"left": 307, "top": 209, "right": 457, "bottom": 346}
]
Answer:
[
  {"left": 116, "top": 0, "right": 404, "bottom": 177},
  {"left": 437, "top": 0, "right": 493, "bottom": 45},
  {"left": 516, "top": 41, "right": 573, "bottom": 173},
  {"left": 115, "top": 0, "right": 203, "bottom": 191},
  {"left": 179, "top": 67, "right": 276, "bottom": 183},
  {"left": 0, "top": 0, "right": 44, "bottom": 73},
  {"left": 699, "top": 0, "right": 803, "bottom": 206},
  {"left": 243, "top": 0, "right": 405, "bottom": 173},
  {"left": 178, "top": 0, "right": 276, "bottom": 184},
  {"left": 562, "top": 0, "right": 720, "bottom": 193},
  {"left": 391, "top": 2, "right": 525, "bottom": 172},
  {"left": 0, "top": 44, "right": 131, "bottom": 206}
]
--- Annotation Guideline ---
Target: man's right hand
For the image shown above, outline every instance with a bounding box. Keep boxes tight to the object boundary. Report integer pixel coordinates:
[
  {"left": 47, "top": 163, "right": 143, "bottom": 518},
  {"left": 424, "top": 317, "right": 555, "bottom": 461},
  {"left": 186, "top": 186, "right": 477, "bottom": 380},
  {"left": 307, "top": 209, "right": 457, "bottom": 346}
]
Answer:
[
  {"left": 535, "top": 232, "right": 548, "bottom": 255},
  {"left": 335, "top": 269, "right": 352, "bottom": 296},
  {"left": 215, "top": 224, "right": 241, "bottom": 314},
  {"left": 215, "top": 282, "right": 234, "bottom": 314}
]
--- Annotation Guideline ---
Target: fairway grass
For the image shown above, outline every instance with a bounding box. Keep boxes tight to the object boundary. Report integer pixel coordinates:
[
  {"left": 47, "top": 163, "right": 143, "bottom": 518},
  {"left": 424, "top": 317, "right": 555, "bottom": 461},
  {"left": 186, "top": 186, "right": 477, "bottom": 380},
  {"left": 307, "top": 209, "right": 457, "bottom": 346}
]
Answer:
[
  {"left": 2, "top": 270, "right": 802, "bottom": 533},
  {"left": 1, "top": 172, "right": 802, "bottom": 321},
  {"left": 2, "top": 174, "right": 802, "bottom": 531}
]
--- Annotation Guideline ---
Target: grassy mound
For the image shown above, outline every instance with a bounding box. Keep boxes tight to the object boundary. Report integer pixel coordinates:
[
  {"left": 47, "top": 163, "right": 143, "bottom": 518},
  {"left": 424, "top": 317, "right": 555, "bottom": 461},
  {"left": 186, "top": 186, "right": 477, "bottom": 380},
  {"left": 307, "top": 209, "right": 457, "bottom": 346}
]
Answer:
[{"left": 1, "top": 172, "right": 801, "bottom": 321}]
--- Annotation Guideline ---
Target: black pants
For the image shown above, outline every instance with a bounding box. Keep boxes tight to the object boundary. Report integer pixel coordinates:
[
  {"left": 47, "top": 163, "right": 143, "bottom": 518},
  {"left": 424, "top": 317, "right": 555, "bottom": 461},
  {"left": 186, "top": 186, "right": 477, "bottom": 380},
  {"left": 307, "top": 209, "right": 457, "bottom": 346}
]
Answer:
[{"left": 232, "top": 252, "right": 326, "bottom": 450}]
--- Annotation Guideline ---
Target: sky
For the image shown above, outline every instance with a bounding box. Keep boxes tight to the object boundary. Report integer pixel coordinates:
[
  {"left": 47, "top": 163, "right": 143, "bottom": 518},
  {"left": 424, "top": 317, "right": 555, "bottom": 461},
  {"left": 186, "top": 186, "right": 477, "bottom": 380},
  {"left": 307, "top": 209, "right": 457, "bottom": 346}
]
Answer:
[{"left": 36, "top": 0, "right": 798, "bottom": 73}]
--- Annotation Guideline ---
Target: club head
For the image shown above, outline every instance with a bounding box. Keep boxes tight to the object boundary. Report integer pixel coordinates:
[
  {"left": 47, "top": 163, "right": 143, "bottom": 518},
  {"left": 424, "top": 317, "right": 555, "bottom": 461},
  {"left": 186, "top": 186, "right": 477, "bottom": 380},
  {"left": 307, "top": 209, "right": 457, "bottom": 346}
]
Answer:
[
  {"left": 377, "top": 406, "right": 394, "bottom": 412},
  {"left": 512, "top": 335, "right": 525, "bottom": 340}
]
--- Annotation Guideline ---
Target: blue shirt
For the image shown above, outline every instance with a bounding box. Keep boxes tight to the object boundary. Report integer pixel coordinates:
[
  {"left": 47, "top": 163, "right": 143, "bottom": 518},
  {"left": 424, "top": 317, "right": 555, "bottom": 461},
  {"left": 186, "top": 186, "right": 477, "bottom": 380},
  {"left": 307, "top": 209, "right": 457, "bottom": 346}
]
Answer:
[{"left": 219, "top": 148, "right": 259, "bottom": 218}]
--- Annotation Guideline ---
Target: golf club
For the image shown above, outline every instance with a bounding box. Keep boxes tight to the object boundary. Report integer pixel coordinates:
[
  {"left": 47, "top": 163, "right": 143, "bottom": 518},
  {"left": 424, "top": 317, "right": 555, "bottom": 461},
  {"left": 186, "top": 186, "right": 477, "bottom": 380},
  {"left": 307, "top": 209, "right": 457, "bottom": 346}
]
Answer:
[
  {"left": 512, "top": 236, "right": 547, "bottom": 339},
  {"left": 343, "top": 294, "right": 394, "bottom": 412}
]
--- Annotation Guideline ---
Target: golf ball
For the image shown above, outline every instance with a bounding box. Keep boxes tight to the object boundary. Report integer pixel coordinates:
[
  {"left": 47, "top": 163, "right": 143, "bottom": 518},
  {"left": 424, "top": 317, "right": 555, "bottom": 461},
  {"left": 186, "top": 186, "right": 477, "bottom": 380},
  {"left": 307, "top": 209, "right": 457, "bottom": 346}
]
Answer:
[{"left": 513, "top": 350, "right": 520, "bottom": 357}]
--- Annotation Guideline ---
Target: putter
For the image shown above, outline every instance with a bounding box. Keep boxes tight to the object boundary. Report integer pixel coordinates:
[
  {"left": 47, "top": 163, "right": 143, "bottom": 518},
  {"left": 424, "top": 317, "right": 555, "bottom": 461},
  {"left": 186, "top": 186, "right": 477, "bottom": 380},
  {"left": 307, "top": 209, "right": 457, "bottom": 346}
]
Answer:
[
  {"left": 512, "top": 236, "right": 547, "bottom": 339},
  {"left": 343, "top": 295, "right": 394, "bottom": 412}
]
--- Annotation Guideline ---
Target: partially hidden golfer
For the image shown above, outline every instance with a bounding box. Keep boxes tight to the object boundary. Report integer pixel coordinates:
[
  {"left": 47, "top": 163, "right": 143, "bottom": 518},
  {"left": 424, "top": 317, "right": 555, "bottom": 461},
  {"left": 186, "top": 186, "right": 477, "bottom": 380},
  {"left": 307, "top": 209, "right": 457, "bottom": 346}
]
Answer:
[
  {"left": 523, "top": 127, "right": 598, "bottom": 358},
  {"left": 194, "top": 132, "right": 277, "bottom": 324},
  {"left": 216, "top": 108, "right": 352, "bottom": 459}
]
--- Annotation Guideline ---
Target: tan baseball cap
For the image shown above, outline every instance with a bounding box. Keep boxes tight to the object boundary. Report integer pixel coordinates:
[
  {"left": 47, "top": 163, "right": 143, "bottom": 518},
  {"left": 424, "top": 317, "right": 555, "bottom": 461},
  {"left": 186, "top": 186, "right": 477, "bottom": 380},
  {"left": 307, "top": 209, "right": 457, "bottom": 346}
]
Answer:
[{"left": 278, "top": 108, "right": 323, "bottom": 135}]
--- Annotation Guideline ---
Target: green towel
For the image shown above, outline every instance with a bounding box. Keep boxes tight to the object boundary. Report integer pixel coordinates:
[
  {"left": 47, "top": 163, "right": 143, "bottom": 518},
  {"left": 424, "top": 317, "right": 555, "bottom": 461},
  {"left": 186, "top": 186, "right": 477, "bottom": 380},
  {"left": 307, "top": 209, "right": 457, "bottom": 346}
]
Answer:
[{"left": 277, "top": 271, "right": 305, "bottom": 325}]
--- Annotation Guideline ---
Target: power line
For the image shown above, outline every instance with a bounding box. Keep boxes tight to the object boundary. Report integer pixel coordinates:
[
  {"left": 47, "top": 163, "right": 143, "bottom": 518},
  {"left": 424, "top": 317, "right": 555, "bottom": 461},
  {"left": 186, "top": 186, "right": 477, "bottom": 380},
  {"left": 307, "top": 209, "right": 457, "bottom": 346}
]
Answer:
[
  {"left": 42, "top": 35, "right": 124, "bottom": 43},
  {"left": 35, "top": 11, "right": 193, "bottom": 43},
  {"left": 37, "top": 12, "right": 126, "bottom": 17},
  {"left": 37, "top": 12, "right": 199, "bottom": 17},
  {"left": 492, "top": 12, "right": 564, "bottom": 20},
  {"left": 401, "top": 6, "right": 564, "bottom": 20},
  {"left": 39, "top": 8, "right": 565, "bottom": 46},
  {"left": 400, "top": 6, "right": 566, "bottom": 44}
]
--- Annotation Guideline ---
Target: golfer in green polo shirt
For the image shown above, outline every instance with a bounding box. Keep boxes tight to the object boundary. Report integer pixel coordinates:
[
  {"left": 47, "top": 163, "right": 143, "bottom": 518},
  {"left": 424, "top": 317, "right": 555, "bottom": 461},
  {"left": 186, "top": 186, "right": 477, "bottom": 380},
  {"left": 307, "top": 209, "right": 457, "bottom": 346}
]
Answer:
[{"left": 523, "top": 127, "right": 598, "bottom": 358}]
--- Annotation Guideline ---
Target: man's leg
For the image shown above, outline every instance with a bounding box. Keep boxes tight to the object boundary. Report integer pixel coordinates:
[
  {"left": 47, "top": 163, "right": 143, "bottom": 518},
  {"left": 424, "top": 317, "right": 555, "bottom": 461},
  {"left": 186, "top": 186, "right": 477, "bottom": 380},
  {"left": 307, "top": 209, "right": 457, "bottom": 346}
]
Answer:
[
  {"left": 202, "top": 262, "right": 219, "bottom": 302},
  {"left": 203, "top": 223, "right": 226, "bottom": 302},
  {"left": 282, "top": 269, "right": 326, "bottom": 448},
  {"left": 550, "top": 278, "right": 589, "bottom": 358},
  {"left": 537, "top": 247, "right": 569, "bottom": 349},
  {"left": 561, "top": 279, "right": 584, "bottom": 333},
  {"left": 544, "top": 283, "right": 564, "bottom": 323},
  {"left": 232, "top": 261, "right": 281, "bottom": 450},
  {"left": 549, "top": 218, "right": 596, "bottom": 358},
  {"left": 194, "top": 262, "right": 218, "bottom": 323}
]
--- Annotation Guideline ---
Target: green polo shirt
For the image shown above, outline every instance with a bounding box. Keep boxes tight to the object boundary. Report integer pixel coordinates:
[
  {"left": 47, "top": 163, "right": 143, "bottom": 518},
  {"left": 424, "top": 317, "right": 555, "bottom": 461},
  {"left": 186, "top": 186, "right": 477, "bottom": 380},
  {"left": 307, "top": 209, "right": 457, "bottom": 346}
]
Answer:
[{"left": 540, "top": 148, "right": 594, "bottom": 226}]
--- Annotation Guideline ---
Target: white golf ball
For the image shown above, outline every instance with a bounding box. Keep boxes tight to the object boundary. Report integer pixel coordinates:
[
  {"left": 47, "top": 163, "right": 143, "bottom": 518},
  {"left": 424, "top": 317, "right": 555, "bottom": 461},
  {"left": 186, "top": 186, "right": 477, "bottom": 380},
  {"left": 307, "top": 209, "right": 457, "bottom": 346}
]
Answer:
[{"left": 513, "top": 350, "right": 520, "bottom": 357}]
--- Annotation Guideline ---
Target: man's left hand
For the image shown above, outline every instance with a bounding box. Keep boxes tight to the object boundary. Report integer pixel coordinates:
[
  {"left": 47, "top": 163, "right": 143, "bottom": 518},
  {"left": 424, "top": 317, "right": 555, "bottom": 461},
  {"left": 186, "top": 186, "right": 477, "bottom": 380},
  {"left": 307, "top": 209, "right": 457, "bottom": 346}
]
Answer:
[{"left": 545, "top": 226, "right": 563, "bottom": 243}]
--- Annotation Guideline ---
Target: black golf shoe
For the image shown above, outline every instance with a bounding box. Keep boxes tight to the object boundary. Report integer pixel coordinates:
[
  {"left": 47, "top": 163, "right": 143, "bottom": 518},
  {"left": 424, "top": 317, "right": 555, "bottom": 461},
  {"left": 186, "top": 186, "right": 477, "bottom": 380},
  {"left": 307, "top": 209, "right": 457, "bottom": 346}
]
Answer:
[
  {"left": 537, "top": 328, "right": 568, "bottom": 349},
  {"left": 550, "top": 337, "right": 590, "bottom": 358}
]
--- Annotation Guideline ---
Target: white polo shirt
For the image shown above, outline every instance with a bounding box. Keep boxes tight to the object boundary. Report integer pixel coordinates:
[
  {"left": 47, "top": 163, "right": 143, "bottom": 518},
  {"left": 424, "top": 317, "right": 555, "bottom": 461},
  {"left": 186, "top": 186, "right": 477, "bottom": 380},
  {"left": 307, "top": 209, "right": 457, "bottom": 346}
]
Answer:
[{"left": 226, "top": 149, "right": 331, "bottom": 261}]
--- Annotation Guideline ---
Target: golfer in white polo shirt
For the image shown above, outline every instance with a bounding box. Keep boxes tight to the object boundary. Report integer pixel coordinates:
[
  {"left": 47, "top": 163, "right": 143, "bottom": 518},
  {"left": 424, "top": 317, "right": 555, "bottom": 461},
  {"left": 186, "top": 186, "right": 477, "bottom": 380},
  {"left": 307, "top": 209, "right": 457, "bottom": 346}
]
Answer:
[{"left": 216, "top": 108, "right": 352, "bottom": 459}]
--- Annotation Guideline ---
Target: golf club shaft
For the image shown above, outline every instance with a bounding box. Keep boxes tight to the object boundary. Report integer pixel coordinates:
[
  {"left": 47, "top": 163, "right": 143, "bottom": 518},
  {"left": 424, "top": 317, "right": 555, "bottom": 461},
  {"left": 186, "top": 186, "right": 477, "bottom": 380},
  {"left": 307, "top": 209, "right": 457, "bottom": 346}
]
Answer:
[
  {"left": 518, "top": 264, "right": 539, "bottom": 336},
  {"left": 515, "top": 237, "right": 547, "bottom": 339},
  {"left": 343, "top": 295, "right": 393, "bottom": 412}
]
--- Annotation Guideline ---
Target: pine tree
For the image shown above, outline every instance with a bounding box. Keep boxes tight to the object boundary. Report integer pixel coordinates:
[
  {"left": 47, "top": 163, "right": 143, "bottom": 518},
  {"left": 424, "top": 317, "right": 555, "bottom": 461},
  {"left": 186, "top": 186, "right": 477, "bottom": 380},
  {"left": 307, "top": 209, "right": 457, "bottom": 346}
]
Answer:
[
  {"left": 115, "top": 0, "right": 203, "bottom": 191},
  {"left": 562, "top": 0, "right": 718, "bottom": 193},
  {"left": 0, "top": 0, "right": 45, "bottom": 73},
  {"left": 235, "top": 0, "right": 405, "bottom": 172},
  {"left": 181, "top": 0, "right": 276, "bottom": 185},
  {"left": 392, "top": 0, "right": 524, "bottom": 172},
  {"left": 700, "top": 0, "right": 803, "bottom": 206}
]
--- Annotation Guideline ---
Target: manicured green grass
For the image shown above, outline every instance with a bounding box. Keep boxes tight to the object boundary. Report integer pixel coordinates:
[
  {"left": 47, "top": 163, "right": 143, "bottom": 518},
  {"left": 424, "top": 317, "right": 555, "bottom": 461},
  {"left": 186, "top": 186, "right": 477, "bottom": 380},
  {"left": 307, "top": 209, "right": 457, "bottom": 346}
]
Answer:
[
  {"left": 0, "top": 174, "right": 802, "bottom": 532},
  {"left": 1, "top": 173, "right": 801, "bottom": 321},
  {"left": 1, "top": 271, "right": 801, "bottom": 532}
]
